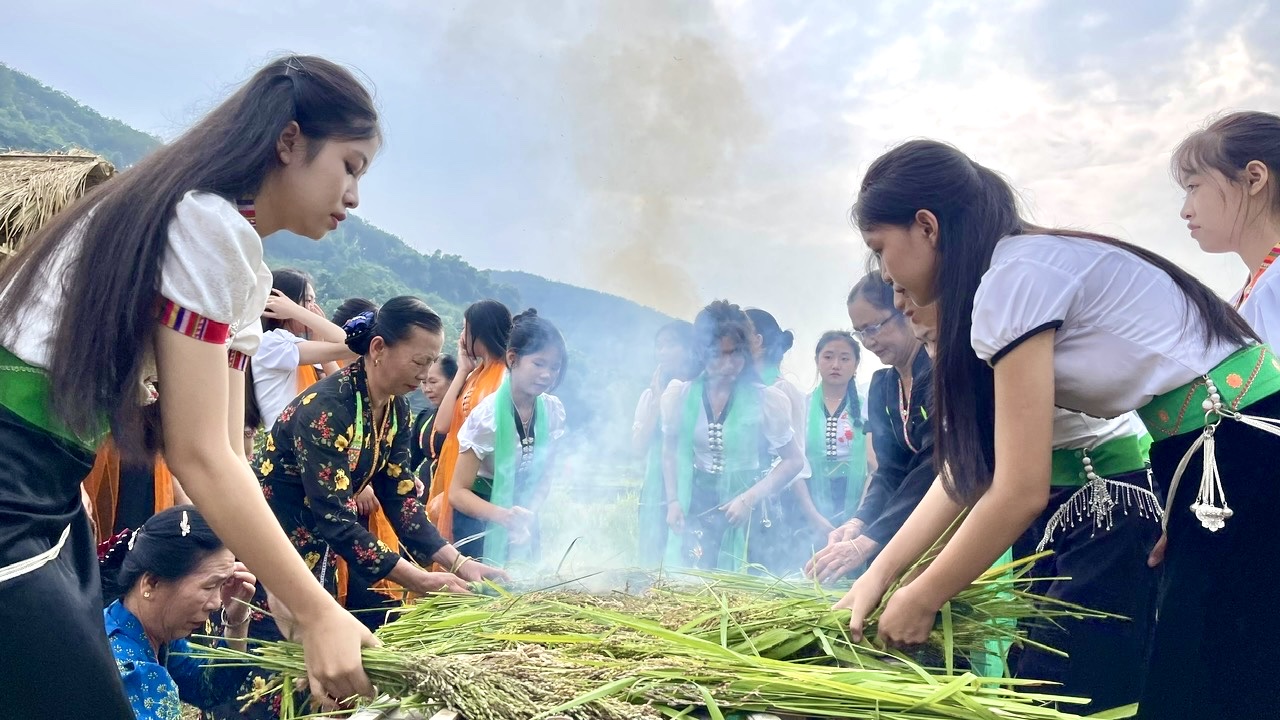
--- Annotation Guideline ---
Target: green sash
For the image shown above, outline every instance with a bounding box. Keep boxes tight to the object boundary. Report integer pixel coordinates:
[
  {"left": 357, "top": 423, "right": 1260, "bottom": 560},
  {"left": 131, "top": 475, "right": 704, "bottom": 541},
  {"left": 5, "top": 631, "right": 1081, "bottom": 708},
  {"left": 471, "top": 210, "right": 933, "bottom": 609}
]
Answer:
[
  {"left": 638, "top": 440, "right": 667, "bottom": 566},
  {"left": 663, "top": 377, "right": 762, "bottom": 571},
  {"left": 485, "top": 377, "right": 552, "bottom": 568},
  {"left": 1049, "top": 434, "right": 1147, "bottom": 487},
  {"left": 804, "top": 388, "right": 867, "bottom": 522},
  {"left": 0, "top": 345, "right": 104, "bottom": 449}
]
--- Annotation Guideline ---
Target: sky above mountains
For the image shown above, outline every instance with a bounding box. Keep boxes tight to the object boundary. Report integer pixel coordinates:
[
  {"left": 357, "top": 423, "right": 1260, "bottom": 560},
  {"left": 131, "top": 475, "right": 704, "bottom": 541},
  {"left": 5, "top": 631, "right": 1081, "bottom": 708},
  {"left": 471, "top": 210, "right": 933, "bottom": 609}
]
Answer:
[{"left": 5, "top": 0, "right": 1278, "bottom": 382}]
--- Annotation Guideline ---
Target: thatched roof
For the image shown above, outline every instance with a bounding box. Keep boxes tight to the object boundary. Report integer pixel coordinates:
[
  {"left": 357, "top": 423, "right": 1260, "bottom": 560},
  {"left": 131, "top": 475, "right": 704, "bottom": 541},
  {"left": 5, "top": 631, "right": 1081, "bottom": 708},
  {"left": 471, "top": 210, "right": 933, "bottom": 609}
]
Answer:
[{"left": 0, "top": 150, "right": 115, "bottom": 257}]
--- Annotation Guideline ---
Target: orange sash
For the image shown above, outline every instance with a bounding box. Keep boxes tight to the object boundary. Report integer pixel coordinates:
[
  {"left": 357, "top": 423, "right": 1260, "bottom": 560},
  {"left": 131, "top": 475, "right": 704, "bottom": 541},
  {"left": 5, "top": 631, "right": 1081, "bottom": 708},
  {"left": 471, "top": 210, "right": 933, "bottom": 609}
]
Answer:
[
  {"left": 317, "top": 362, "right": 410, "bottom": 604},
  {"left": 430, "top": 361, "right": 507, "bottom": 541},
  {"left": 296, "top": 364, "right": 321, "bottom": 393},
  {"left": 82, "top": 439, "right": 174, "bottom": 540}
]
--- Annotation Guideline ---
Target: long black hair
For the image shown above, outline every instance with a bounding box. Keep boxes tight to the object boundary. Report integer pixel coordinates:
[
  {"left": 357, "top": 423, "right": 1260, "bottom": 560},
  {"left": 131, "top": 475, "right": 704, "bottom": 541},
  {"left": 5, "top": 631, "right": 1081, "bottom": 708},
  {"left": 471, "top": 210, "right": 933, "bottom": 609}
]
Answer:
[
  {"left": 463, "top": 299, "right": 513, "bottom": 360},
  {"left": 344, "top": 296, "right": 445, "bottom": 356},
  {"left": 0, "top": 55, "right": 379, "bottom": 458},
  {"left": 692, "top": 300, "right": 761, "bottom": 386},
  {"left": 99, "top": 504, "right": 223, "bottom": 607},
  {"left": 506, "top": 308, "right": 568, "bottom": 391},
  {"left": 332, "top": 297, "right": 379, "bottom": 328},
  {"left": 814, "top": 330, "right": 863, "bottom": 429},
  {"left": 744, "top": 308, "right": 795, "bottom": 367},
  {"left": 854, "top": 139, "right": 1256, "bottom": 502}
]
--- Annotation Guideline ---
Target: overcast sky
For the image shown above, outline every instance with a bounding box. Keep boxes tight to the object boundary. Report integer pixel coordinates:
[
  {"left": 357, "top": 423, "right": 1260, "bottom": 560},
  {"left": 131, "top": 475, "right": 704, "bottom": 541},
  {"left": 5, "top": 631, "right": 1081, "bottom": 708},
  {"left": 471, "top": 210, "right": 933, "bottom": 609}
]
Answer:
[{"left": 5, "top": 0, "right": 1279, "bottom": 385}]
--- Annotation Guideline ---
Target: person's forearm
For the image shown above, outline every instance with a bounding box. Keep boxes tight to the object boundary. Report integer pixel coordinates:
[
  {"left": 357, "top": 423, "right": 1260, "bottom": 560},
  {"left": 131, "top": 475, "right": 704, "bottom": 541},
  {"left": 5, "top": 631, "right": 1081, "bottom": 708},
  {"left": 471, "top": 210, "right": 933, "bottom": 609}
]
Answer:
[
  {"left": 861, "top": 479, "right": 963, "bottom": 585},
  {"left": 223, "top": 618, "right": 249, "bottom": 652},
  {"left": 168, "top": 446, "right": 335, "bottom": 618},
  {"left": 751, "top": 455, "right": 803, "bottom": 500},
  {"left": 449, "top": 486, "right": 507, "bottom": 524},
  {"left": 298, "top": 314, "right": 348, "bottom": 344},
  {"left": 434, "top": 374, "right": 469, "bottom": 435},
  {"left": 906, "top": 479, "right": 1045, "bottom": 610}
]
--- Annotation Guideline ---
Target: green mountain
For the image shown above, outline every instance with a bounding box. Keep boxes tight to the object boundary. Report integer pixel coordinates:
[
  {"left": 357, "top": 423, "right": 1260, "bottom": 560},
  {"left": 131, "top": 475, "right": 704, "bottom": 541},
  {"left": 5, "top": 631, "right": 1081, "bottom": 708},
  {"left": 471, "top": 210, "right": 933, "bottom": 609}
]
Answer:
[
  {"left": 0, "top": 63, "right": 160, "bottom": 167},
  {"left": 1, "top": 62, "right": 671, "bottom": 437}
]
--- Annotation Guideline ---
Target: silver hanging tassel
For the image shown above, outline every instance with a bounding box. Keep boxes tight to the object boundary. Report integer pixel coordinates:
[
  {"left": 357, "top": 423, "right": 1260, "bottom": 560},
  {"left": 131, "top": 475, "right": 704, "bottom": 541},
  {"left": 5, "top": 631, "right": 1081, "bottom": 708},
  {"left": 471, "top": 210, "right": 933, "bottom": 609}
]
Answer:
[
  {"left": 1038, "top": 452, "right": 1163, "bottom": 552},
  {"left": 1162, "top": 374, "right": 1280, "bottom": 533}
]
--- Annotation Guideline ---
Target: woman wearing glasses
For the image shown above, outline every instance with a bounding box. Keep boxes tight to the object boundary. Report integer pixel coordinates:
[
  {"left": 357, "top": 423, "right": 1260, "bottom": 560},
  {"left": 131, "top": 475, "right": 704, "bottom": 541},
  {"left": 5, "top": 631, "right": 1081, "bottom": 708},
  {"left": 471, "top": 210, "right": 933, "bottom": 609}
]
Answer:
[{"left": 806, "top": 271, "right": 933, "bottom": 582}]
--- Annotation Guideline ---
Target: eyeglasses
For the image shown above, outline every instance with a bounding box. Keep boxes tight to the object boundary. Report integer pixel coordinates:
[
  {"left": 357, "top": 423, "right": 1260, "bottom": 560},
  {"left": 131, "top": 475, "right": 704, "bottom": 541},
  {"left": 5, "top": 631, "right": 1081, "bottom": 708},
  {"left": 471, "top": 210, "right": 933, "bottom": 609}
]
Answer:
[{"left": 851, "top": 316, "right": 897, "bottom": 342}]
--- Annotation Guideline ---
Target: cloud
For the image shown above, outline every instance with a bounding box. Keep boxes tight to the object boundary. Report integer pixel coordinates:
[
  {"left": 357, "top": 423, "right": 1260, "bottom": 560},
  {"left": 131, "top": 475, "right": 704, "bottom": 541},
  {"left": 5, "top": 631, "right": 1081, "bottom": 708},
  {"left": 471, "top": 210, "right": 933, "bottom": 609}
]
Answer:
[{"left": 4, "top": 0, "right": 1276, "bottom": 387}]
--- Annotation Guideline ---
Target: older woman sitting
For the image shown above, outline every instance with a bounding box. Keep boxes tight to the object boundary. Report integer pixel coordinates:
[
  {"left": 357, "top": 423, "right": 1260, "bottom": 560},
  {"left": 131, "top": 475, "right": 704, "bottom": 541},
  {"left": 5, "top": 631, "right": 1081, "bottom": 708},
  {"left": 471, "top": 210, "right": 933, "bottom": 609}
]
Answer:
[{"left": 100, "top": 504, "right": 256, "bottom": 720}]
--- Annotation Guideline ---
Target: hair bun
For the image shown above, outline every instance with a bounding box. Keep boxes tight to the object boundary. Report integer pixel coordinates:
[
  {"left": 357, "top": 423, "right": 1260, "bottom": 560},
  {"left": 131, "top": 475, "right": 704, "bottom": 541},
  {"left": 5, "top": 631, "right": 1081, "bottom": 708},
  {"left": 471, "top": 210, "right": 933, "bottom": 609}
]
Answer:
[
  {"left": 344, "top": 310, "right": 377, "bottom": 354},
  {"left": 514, "top": 308, "right": 539, "bottom": 323}
]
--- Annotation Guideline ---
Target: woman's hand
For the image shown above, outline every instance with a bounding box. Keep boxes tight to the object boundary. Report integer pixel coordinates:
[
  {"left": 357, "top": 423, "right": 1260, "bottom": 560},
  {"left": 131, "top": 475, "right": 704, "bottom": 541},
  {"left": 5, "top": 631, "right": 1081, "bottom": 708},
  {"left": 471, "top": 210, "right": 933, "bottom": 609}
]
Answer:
[
  {"left": 454, "top": 559, "right": 510, "bottom": 584},
  {"left": 290, "top": 602, "right": 379, "bottom": 706},
  {"left": 666, "top": 502, "right": 684, "bottom": 533},
  {"left": 833, "top": 568, "right": 894, "bottom": 642},
  {"left": 501, "top": 506, "right": 535, "bottom": 529},
  {"left": 354, "top": 485, "right": 379, "bottom": 517},
  {"left": 456, "top": 337, "right": 477, "bottom": 376},
  {"left": 262, "top": 288, "right": 307, "bottom": 323},
  {"left": 871, "top": 581, "right": 940, "bottom": 649},
  {"left": 219, "top": 562, "right": 257, "bottom": 625},
  {"left": 412, "top": 571, "right": 473, "bottom": 595},
  {"left": 722, "top": 492, "right": 756, "bottom": 527},
  {"left": 1148, "top": 532, "right": 1167, "bottom": 568},
  {"left": 806, "top": 535, "right": 878, "bottom": 584},
  {"left": 829, "top": 519, "right": 865, "bottom": 546}
]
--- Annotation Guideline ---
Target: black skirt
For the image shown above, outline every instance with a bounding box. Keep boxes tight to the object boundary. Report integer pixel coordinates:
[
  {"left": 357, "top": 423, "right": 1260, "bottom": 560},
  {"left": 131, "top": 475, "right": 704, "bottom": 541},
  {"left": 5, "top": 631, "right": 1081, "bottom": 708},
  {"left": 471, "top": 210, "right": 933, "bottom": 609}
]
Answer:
[
  {"left": 0, "top": 406, "right": 134, "bottom": 719},
  {"left": 1011, "top": 469, "right": 1161, "bottom": 713},
  {"left": 1139, "top": 391, "right": 1280, "bottom": 719}
]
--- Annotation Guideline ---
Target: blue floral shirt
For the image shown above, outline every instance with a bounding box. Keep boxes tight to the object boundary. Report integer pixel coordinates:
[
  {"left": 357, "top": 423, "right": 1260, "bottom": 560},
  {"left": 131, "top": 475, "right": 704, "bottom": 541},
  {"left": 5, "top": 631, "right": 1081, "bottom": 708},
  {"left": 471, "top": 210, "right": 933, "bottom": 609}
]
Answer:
[{"left": 103, "top": 600, "right": 246, "bottom": 720}]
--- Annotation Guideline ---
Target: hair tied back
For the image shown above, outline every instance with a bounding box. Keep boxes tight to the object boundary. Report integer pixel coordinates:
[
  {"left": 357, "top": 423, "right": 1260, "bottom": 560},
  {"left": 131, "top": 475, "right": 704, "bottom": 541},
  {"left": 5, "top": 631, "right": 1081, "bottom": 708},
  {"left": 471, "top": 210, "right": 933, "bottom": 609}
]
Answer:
[{"left": 344, "top": 310, "right": 376, "bottom": 338}]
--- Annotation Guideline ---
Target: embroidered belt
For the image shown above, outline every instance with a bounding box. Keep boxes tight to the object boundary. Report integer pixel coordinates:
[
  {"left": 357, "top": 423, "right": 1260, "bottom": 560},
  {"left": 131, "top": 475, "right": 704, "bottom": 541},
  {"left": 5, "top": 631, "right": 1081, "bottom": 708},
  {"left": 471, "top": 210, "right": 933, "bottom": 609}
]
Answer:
[
  {"left": 1139, "top": 344, "right": 1280, "bottom": 438},
  {"left": 1138, "top": 344, "right": 1280, "bottom": 533}
]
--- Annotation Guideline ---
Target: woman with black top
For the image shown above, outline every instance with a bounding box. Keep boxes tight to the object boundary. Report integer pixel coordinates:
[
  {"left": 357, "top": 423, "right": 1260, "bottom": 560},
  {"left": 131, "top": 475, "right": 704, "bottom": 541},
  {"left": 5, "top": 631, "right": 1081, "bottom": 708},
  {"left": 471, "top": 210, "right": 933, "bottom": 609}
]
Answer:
[{"left": 806, "top": 272, "right": 934, "bottom": 583}]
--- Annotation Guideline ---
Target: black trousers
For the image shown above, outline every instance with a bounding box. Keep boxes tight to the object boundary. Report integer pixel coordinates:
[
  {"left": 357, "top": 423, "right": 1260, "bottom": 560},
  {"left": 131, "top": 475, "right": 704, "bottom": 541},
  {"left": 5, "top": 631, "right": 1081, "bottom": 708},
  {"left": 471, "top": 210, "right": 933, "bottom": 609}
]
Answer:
[
  {"left": 1010, "top": 469, "right": 1161, "bottom": 713},
  {"left": 1138, "top": 391, "right": 1280, "bottom": 720},
  {"left": 0, "top": 407, "right": 134, "bottom": 719}
]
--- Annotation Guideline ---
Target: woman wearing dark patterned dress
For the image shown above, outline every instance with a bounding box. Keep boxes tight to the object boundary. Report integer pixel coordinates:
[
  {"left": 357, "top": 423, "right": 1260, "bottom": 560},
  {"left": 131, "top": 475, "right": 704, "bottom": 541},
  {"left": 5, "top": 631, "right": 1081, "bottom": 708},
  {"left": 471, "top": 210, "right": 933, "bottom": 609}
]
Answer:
[{"left": 226, "top": 297, "right": 506, "bottom": 718}]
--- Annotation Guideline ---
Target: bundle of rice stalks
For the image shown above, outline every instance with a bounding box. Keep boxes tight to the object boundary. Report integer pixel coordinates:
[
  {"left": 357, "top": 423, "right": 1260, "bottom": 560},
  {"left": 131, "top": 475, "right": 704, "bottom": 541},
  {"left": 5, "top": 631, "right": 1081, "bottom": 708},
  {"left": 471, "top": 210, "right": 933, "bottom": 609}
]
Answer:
[{"left": 192, "top": 554, "right": 1118, "bottom": 719}]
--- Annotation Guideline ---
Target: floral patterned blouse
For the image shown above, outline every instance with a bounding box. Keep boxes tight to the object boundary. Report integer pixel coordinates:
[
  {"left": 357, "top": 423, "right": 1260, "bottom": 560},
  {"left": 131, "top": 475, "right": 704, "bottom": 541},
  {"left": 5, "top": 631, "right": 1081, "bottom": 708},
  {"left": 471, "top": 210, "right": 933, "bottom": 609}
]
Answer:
[
  {"left": 256, "top": 359, "right": 448, "bottom": 590},
  {"left": 104, "top": 600, "right": 245, "bottom": 720}
]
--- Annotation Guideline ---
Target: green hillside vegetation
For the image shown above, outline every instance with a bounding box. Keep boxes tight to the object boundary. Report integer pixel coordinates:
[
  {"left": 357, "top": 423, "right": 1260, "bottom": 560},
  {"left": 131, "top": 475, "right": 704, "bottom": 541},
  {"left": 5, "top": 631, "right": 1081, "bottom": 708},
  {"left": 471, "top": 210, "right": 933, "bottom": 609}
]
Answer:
[
  {"left": 1, "top": 61, "right": 673, "bottom": 458},
  {"left": 0, "top": 63, "right": 160, "bottom": 167}
]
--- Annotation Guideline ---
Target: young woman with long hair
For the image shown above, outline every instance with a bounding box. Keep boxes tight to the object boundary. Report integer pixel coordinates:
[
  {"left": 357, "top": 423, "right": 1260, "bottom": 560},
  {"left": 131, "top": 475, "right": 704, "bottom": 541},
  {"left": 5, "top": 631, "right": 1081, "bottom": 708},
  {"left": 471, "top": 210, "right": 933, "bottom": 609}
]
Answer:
[
  {"left": 0, "top": 55, "right": 382, "bottom": 714},
  {"left": 837, "top": 139, "right": 1275, "bottom": 719}
]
